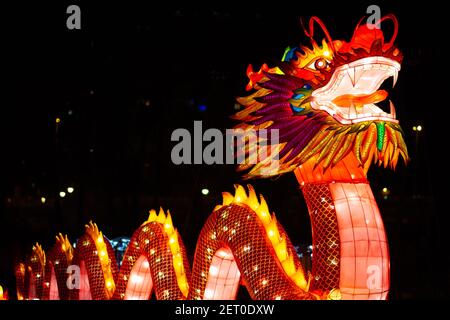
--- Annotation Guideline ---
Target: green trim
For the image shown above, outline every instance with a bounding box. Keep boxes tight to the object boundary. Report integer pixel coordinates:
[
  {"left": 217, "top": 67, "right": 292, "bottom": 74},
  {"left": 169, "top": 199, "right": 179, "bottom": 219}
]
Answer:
[{"left": 376, "top": 122, "right": 385, "bottom": 151}]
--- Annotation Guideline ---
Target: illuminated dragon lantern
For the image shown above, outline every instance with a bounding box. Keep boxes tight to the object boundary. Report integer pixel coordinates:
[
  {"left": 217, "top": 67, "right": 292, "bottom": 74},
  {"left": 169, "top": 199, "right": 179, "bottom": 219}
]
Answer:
[
  {"left": 232, "top": 14, "right": 407, "bottom": 299},
  {"left": 12, "top": 15, "right": 407, "bottom": 301}
]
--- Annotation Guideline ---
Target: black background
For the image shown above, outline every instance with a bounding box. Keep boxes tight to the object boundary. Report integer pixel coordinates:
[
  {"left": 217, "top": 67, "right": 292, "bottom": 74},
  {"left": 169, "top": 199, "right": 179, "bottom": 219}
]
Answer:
[{"left": 1, "top": 1, "right": 448, "bottom": 299}]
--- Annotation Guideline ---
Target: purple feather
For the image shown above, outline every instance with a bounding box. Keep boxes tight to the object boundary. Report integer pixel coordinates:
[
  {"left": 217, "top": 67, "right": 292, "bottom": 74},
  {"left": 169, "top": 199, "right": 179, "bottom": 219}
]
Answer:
[
  {"left": 254, "top": 102, "right": 291, "bottom": 115},
  {"left": 278, "top": 118, "right": 315, "bottom": 142},
  {"left": 258, "top": 80, "right": 294, "bottom": 93},
  {"left": 264, "top": 72, "right": 304, "bottom": 87},
  {"left": 267, "top": 117, "right": 306, "bottom": 130},
  {"left": 279, "top": 122, "right": 321, "bottom": 161},
  {"left": 251, "top": 114, "right": 292, "bottom": 126},
  {"left": 255, "top": 91, "right": 292, "bottom": 103}
]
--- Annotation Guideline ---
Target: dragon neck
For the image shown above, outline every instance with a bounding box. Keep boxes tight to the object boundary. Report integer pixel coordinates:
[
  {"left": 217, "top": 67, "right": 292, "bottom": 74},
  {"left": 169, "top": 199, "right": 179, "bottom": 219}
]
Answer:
[{"left": 294, "top": 153, "right": 390, "bottom": 299}]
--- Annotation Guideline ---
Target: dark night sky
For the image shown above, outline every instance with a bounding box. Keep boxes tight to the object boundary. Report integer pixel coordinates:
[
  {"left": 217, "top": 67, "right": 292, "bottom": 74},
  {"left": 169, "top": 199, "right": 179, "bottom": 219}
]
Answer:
[{"left": 1, "top": 1, "right": 448, "bottom": 299}]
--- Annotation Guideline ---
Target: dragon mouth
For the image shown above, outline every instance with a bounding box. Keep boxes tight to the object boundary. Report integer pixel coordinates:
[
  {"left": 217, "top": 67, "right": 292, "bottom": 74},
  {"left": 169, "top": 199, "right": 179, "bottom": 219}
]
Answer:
[{"left": 310, "top": 56, "right": 401, "bottom": 124}]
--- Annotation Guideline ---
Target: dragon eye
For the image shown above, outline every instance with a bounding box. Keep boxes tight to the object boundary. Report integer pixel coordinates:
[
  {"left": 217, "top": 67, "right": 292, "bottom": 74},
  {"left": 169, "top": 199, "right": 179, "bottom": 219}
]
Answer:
[
  {"left": 307, "top": 57, "right": 330, "bottom": 71},
  {"left": 315, "top": 58, "right": 327, "bottom": 69}
]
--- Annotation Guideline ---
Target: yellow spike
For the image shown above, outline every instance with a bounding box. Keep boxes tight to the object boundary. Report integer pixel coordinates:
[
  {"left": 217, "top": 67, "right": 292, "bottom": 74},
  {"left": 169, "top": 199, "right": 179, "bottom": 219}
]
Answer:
[
  {"left": 55, "top": 233, "right": 72, "bottom": 261},
  {"left": 256, "top": 194, "right": 271, "bottom": 225},
  {"left": 177, "top": 275, "right": 189, "bottom": 296},
  {"left": 64, "top": 236, "right": 73, "bottom": 262},
  {"left": 213, "top": 205, "right": 222, "bottom": 212},
  {"left": 173, "top": 252, "right": 183, "bottom": 275},
  {"left": 292, "top": 269, "right": 308, "bottom": 290},
  {"left": 222, "top": 192, "right": 233, "bottom": 206},
  {"left": 169, "top": 230, "right": 180, "bottom": 253},
  {"left": 56, "top": 233, "right": 62, "bottom": 242},
  {"left": 266, "top": 215, "right": 280, "bottom": 245},
  {"left": 105, "top": 279, "right": 114, "bottom": 289},
  {"left": 148, "top": 209, "right": 157, "bottom": 222},
  {"left": 164, "top": 211, "right": 174, "bottom": 235},
  {"left": 32, "top": 243, "right": 46, "bottom": 266},
  {"left": 99, "top": 250, "right": 107, "bottom": 261},
  {"left": 85, "top": 221, "right": 99, "bottom": 236},
  {"left": 156, "top": 207, "right": 166, "bottom": 224},
  {"left": 275, "top": 238, "right": 288, "bottom": 261},
  {"left": 281, "top": 254, "right": 296, "bottom": 276},
  {"left": 234, "top": 184, "right": 247, "bottom": 203},
  {"left": 16, "top": 263, "right": 25, "bottom": 275},
  {"left": 97, "top": 232, "right": 104, "bottom": 244},
  {"left": 246, "top": 184, "right": 260, "bottom": 211}
]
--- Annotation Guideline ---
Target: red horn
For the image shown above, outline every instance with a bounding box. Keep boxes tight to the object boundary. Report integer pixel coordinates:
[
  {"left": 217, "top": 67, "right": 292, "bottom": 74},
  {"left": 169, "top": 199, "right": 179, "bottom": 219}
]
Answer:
[
  {"left": 378, "top": 14, "right": 399, "bottom": 49},
  {"left": 301, "top": 16, "right": 335, "bottom": 52}
]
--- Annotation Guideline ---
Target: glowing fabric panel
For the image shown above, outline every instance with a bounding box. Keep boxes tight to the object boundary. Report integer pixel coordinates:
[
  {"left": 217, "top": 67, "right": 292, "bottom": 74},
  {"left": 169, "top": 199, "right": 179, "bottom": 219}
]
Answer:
[
  {"left": 48, "top": 267, "right": 60, "bottom": 300},
  {"left": 79, "top": 261, "right": 93, "bottom": 300},
  {"left": 203, "top": 248, "right": 241, "bottom": 300},
  {"left": 124, "top": 255, "right": 153, "bottom": 300},
  {"left": 330, "top": 182, "right": 389, "bottom": 300}
]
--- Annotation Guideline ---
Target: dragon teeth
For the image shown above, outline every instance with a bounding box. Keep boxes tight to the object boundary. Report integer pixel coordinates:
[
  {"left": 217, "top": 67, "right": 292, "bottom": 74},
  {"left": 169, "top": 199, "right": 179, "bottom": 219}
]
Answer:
[
  {"left": 346, "top": 66, "right": 366, "bottom": 88},
  {"left": 347, "top": 68, "right": 356, "bottom": 87},
  {"left": 389, "top": 100, "right": 396, "bottom": 118},
  {"left": 392, "top": 70, "right": 398, "bottom": 88}
]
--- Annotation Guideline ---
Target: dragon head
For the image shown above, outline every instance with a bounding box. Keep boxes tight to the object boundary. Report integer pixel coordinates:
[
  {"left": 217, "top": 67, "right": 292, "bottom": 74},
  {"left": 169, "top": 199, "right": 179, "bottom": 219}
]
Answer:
[{"left": 234, "top": 15, "right": 408, "bottom": 178}]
